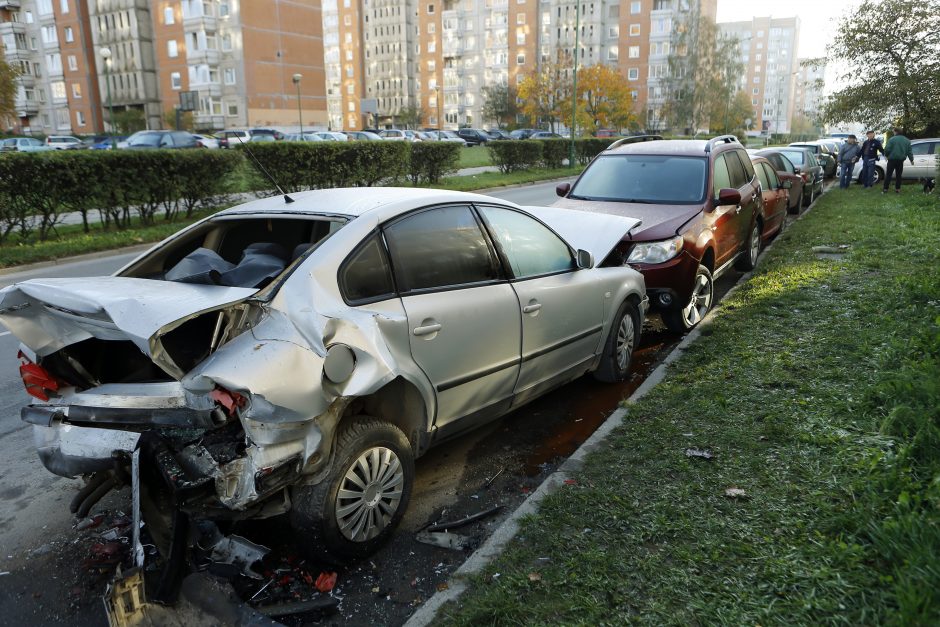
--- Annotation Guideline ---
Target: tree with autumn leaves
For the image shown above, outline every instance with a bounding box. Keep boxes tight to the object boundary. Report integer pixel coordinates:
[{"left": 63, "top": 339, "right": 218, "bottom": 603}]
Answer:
[{"left": 515, "top": 52, "right": 639, "bottom": 136}]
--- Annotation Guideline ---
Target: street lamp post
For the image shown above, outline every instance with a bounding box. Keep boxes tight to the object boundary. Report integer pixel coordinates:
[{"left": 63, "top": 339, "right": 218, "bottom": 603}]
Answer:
[
  {"left": 569, "top": 0, "right": 581, "bottom": 167},
  {"left": 292, "top": 73, "right": 303, "bottom": 136},
  {"left": 435, "top": 85, "right": 442, "bottom": 130},
  {"left": 100, "top": 47, "right": 115, "bottom": 149}
]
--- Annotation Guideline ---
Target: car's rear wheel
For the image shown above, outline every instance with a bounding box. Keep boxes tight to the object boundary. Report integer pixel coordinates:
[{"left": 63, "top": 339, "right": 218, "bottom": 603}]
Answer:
[
  {"left": 662, "top": 265, "right": 713, "bottom": 332},
  {"left": 735, "top": 221, "right": 761, "bottom": 272},
  {"left": 290, "top": 417, "right": 413, "bottom": 564},
  {"left": 803, "top": 183, "right": 815, "bottom": 207},
  {"left": 593, "top": 300, "right": 639, "bottom": 382},
  {"left": 789, "top": 188, "right": 803, "bottom": 214}
]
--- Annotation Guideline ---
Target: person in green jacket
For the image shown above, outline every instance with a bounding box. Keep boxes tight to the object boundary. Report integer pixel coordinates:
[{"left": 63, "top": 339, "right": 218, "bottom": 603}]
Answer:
[{"left": 883, "top": 127, "right": 914, "bottom": 193}]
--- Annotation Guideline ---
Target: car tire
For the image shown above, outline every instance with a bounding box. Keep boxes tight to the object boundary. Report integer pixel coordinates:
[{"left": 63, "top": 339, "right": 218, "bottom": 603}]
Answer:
[
  {"left": 290, "top": 417, "right": 414, "bottom": 564},
  {"left": 662, "top": 264, "right": 713, "bottom": 332},
  {"left": 735, "top": 220, "right": 761, "bottom": 272},
  {"left": 789, "top": 188, "right": 803, "bottom": 214},
  {"left": 803, "top": 183, "right": 815, "bottom": 207},
  {"left": 593, "top": 299, "right": 639, "bottom": 383}
]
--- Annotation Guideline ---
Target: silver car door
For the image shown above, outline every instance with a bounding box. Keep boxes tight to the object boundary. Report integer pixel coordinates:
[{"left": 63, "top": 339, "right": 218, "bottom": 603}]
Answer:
[
  {"left": 910, "top": 142, "right": 933, "bottom": 179},
  {"left": 476, "top": 205, "right": 605, "bottom": 404},
  {"left": 382, "top": 205, "right": 521, "bottom": 434}
]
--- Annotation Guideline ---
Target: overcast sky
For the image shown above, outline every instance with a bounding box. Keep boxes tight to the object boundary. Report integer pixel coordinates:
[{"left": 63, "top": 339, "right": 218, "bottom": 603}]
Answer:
[{"left": 716, "top": 0, "right": 848, "bottom": 59}]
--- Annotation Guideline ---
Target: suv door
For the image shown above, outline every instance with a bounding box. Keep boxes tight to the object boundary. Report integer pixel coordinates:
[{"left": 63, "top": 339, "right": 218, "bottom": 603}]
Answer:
[
  {"left": 910, "top": 141, "right": 934, "bottom": 179},
  {"left": 711, "top": 153, "right": 747, "bottom": 268},
  {"left": 476, "top": 205, "right": 604, "bottom": 404},
  {"left": 383, "top": 205, "right": 522, "bottom": 436}
]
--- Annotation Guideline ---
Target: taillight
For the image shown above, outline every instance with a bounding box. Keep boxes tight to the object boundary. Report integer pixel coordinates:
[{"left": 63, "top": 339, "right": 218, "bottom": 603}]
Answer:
[
  {"left": 18, "top": 351, "right": 61, "bottom": 401},
  {"left": 210, "top": 386, "right": 247, "bottom": 416}
]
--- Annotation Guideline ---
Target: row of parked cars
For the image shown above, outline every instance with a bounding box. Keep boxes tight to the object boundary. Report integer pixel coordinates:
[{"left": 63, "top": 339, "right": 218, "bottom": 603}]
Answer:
[{"left": 2, "top": 134, "right": 826, "bottom": 567}]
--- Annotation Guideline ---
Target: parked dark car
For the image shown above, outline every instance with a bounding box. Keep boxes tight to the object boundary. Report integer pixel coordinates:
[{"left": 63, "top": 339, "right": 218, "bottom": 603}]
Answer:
[
  {"left": 776, "top": 147, "right": 825, "bottom": 206},
  {"left": 752, "top": 149, "right": 806, "bottom": 213},
  {"left": 509, "top": 128, "right": 540, "bottom": 139},
  {"left": 486, "top": 129, "right": 512, "bottom": 140},
  {"left": 530, "top": 131, "right": 563, "bottom": 139},
  {"left": 789, "top": 142, "right": 837, "bottom": 179},
  {"left": 456, "top": 128, "right": 491, "bottom": 146},
  {"left": 554, "top": 135, "right": 764, "bottom": 332},
  {"left": 250, "top": 128, "right": 285, "bottom": 141},
  {"left": 124, "top": 130, "right": 199, "bottom": 149},
  {"left": 750, "top": 155, "right": 790, "bottom": 242}
]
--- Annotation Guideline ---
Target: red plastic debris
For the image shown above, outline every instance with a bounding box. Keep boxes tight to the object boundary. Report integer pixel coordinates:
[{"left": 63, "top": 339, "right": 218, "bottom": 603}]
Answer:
[
  {"left": 210, "top": 387, "right": 247, "bottom": 415},
  {"left": 18, "top": 352, "right": 60, "bottom": 402},
  {"left": 315, "top": 571, "right": 337, "bottom": 593},
  {"left": 563, "top": 479, "right": 577, "bottom": 486}
]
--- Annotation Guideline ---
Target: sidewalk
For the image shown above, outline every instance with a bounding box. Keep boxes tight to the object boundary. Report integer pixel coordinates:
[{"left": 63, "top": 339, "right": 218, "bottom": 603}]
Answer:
[{"left": 409, "top": 187, "right": 940, "bottom": 624}]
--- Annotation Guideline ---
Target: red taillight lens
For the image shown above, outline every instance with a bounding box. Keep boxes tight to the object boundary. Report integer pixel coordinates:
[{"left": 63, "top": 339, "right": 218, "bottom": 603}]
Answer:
[{"left": 18, "top": 351, "right": 60, "bottom": 401}]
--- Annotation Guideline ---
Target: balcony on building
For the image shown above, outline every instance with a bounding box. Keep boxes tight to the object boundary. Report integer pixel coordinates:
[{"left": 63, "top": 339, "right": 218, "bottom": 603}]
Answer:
[
  {"left": 3, "top": 44, "right": 28, "bottom": 62},
  {"left": 188, "top": 48, "right": 220, "bottom": 65},
  {"left": 0, "top": 20, "right": 25, "bottom": 36},
  {"left": 0, "top": 0, "right": 22, "bottom": 9},
  {"left": 14, "top": 95, "right": 38, "bottom": 115},
  {"left": 193, "top": 113, "right": 224, "bottom": 130},
  {"left": 184, "top": 14, "right": 217, "bottom": 32},
  {"left": 189, "top": 81, "right": 222, "bottom": 98}
]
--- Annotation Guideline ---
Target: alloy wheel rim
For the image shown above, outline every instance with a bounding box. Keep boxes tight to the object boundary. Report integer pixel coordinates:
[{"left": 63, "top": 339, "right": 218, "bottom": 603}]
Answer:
[
  {"left": 749, "top": 226, "right": 760, "bottom": 265},
  {"left": 615, "top": 313, "right": 635, "bottom": 371},
  {"left": 335, "top": 446, "right": 404, "bottom": 542},
  {"left": 682, "top": 272, "right": 713, "bottom": 328}
]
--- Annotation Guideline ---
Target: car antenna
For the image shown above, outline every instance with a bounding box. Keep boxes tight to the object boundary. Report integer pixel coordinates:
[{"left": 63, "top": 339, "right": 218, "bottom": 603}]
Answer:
[{"left": 233, "top": 133, "right": 294, "bottom": 204}]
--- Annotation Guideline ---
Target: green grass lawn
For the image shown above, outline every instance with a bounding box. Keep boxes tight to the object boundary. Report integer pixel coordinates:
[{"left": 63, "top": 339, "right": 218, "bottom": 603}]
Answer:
[
  {"left": 458, "top": 146, "right": 494, "bottom": 169},
  {"left": 439, "top": 187, "right": 940, "bottom": 625}
]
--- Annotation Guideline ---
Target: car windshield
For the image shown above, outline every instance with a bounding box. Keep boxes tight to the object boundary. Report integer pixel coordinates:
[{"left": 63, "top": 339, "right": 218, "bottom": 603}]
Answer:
[
  {"left": 127, "top": 132, "right": 163, "bottom": 147},
  {"left": 570, "top": 154, "right": 708, "bottom": 204},
  {"left": 779, "top": 150, "right": 806, "bottom": 165}
]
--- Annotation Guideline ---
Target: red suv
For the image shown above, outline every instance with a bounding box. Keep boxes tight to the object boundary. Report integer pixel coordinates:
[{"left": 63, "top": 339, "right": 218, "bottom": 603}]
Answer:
[{"left": 554, "top": 135, "right": 763, "bottom": 332}]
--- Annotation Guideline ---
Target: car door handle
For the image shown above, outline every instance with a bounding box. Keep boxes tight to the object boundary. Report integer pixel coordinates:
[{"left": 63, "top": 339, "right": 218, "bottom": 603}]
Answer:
[
  {"left": 413, "top": 323, "right": 442, "bottom": 337},
  {"left": 735, "top": 205, "right": 742, "bottom": 214},
  {"left": 522, "top": 303, "right": 542, "bottom": 314}
]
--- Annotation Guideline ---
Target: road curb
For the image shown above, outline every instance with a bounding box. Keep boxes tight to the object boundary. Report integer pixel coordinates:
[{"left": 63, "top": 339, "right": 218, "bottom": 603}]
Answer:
[{"left": 405, "top": 183, "right": 827, "bottom": 626}]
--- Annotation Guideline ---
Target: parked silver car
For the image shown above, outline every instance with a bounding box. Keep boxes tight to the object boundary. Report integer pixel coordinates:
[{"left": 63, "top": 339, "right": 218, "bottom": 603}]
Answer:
[{"left": 1, "top": 188, "right": 646, "bottom": 562}]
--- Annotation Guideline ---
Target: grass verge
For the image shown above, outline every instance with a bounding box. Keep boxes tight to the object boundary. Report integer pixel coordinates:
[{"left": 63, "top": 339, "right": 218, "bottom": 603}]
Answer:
[
  {"left": 439, "top": 186, "right": 940, "bottom": 625},
  {"left": 458, "top": 146, "right": 495, "bottom": 169},
  {"left": 0, "top": 168, "right": 580, "bottom": 269}
]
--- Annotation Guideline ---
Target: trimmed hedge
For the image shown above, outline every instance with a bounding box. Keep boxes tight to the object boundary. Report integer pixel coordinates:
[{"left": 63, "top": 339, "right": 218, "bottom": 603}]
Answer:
[
  {"left": 486, "top": 140, "right": 543, "bottom": 173},
  {"left": 0, "top": 150, "right": 241, "bottom": 241},
  {"left": 575, "top": 138, "right": 613, "bottom": 165},
  {"left": 539, "top": 138, "right": 570, "bottom": 169},
  {"left": 409, "top": 142, "right": 460, "bottom": 185}
]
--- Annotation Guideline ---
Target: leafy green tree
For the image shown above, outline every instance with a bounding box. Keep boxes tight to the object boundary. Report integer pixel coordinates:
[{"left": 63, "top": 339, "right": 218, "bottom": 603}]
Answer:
[
  {"left": 481, "top": 83, "right": 520, "bottom": 129},
  {"left": 572, "top": 64, "right": 639, "bottom": 134},
  {"left": 0, "top": 58, "right": 21, "bottom": 126},
  {"left": 396, "top": 103, "right": 427, "bottom": 129},
  {"left": 822, "top": 0, "right": 940, "bottom": 136},
  {"left": 517, "top": 50, "right": 573, "bottom": 133},
  {"left": 112, "top": 108, "right": 146, "bottom": 134}
]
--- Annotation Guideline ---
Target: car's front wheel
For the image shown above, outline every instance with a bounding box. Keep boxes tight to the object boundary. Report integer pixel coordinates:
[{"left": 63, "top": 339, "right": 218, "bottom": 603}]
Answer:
[
  {"left": 290, "top": 417, "right": 414, "bottom": 563},
  {"left": 735, "top": 220, "right": 761, "bottom": 272},
  {"left": 593, "top": 300, "right": 639, "bottom": 382},
  {"left": 662, "top": 265, "right": 714, "bottom": 332}
]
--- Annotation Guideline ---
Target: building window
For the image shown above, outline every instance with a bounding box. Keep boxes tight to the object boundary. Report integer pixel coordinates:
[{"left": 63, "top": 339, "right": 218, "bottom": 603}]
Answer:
[
  {"left": 628, "top": 45, "right": 639, "bottom": 58},
  {"left": 76, "top": 110, "right": 85, "bottom": 126},
  {"left": 609, "top": 46, "right": 620, "bottom": 61},
  {"left": 629, "top": 24, "right": 640, "bottom": 36},
  {"left": 348, "top": 101, "right": 355, "bottom": 112},
  {"left": 752, "top": 87, "right": 759, "bottom": 94},
  {"left": 427, "top": 3, "right": 434, "bottom": 12},
  {"left": 37, "top": 0, "right": 52, "bottom": 15},
  {"left": 171, "top": 71, "right": 181, "bottom": 89},
  {"left": 219, "top": 3, "right": 230, "bottom": 18},
  {"left": 517, "top": 32, "right": 525, "bottom": 45},
  {"left": 42, "top": 26, "right": 57, "bottom": 45},
  {"left": 628, "top": 67, "right": 638, "bottom": 80},
  {"left": 64, "top": 27, "right": 74, "bottom": 43},
  {"left": 428, "top": 23, "right": 435, "bottom": 33},
  {"left": 224, "top": 67, "right": 236, "bottom": 84},
  {"left": 24, "top": 10, "right": 33, "bottom": 23},
  {"left": 753, "top": 76, "right": 760, "bottom": 83},
  {"left": 56, "top": 108, "right": 69, "bottom": 128},
  {"left": 609, "top": 25, "right": 619, "bottom": 38},
  {"left": 51, "top": 81, "right": 66, "bottom": 99},
  {"left": 517, "top": 53, "right": 525, "bottom": 65},
  {"left": 517, "top": 13, "right": 525, "bottom": 24},
  {"left": 222, "top": 34, "right": 232, "bottom": 51},
  {"left": 59, "top": 0, "right": 68, "bottom": 13},
  {"left": 165, "top": 6, "right": 175, "bottom": 24},
  {"left": 71, "top": 83, "right": 81, "bottom": 98},
  {"left": 67, "top": 55, "right": 77, "bottom": 71},
  {"left": 344, "top": 14, "right": 351, "bottom": 25},
  {"left": 630, "top": 1, "right": 641, "bottom": 13},
  {"left": 168, "top": 40, "right": 178, "bottom": 57},
  {"left": 226, "top": 101, "right": 238, "bottom": 116}
]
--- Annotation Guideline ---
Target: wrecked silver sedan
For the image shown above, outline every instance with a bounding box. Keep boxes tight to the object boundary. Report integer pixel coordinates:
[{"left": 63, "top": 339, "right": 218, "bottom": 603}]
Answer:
[{"left": 1, "top": 187, "right": 646, "bottom": 564}]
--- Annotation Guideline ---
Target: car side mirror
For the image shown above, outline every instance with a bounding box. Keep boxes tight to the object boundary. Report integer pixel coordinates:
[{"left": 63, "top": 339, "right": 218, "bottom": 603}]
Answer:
[
  {"left": 576, "top": 249, "right": 593, "bottom": 269},
  {"left": 780, "top": 179, "right": 792, "bottom": 189},
  {"left": 792, "top": 166, "right": 801, "bottom": 174},
  {"left": 716, "top": 188, "right": 741, "bottom": 206},
  {"left": 556, "top": 182, "right": 571, "bottom": 197}
]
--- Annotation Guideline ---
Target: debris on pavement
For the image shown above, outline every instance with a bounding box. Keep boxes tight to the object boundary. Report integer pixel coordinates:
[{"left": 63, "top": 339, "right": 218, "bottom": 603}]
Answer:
[
  {"left": 415, "top": 531, "right": 471, "bottom": 551},
  {"left": 684, "top": 448, "right": 715, "bottom": 460},
  {"left": 425, "top": 505, "right": 503, "bottom": 533},
  {"left": 194, "top": 520, "right": 269, "bottom": 580},
  {"left": 483, "top": 468, "right": 504, "bottom": 488},
  {"left": 314, "top": 571, "right": 337, "bottom": 593}
]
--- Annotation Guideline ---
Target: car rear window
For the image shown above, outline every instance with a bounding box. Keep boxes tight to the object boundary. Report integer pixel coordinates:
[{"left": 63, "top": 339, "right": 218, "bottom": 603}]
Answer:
[
  {"left": 570, "top": 154, "right": 708, "bottom": 204},
  {"left": 779, "top": 150, "right": 805, "bottom": 165}
]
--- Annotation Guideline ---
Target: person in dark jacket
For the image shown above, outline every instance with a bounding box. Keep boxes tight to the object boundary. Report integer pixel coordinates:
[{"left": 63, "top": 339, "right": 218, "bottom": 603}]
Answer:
[
  {"left": 858, "top": 130, "right": 885, "bottom": 188},
  {"left": 883, "top": 127, "right": 914, "bottom": 193},
  {"left": 837, "top": 135, "right": 862, "bottom": 189}
]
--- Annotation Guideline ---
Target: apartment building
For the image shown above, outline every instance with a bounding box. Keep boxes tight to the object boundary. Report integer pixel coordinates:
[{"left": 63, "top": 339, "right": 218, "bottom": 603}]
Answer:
[
  {"left": 792, "top": 57, "right": 824, "bottom": 124},
  {"left": 324, "top": 0, "right": 720, "bottom": 132},
  {"left": 2, "top": 0, "right": 327, "bottom": 135},
  {"left": 719, "top": 16, "right": 800, "bottom": 134}
]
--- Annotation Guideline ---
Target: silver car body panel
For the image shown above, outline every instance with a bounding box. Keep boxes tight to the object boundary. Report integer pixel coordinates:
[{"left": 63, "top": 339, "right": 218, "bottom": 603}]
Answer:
[{"left": 2, "top": 188, "right": 646, "bottom": 512}]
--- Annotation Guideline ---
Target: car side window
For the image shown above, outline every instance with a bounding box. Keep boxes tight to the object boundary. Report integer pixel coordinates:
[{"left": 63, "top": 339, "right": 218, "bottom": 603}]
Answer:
[
  {"left": 755, "top": 162, "right": 770, "bottom": 190},
  {"left": 737, "top": 151, "right": 756, "bottom": 181},
  {"left": 340, "top": 233, "right": 396, "bottom": 304},
  {"left": 725, "top": 152, "right": 749, "bottom": 188},
  {"left": 477, "top": 206, "right": 575, "bottom": 279},
  {"left": 912, "top": 143, "right": 931, "bottom": 156},
  {"left": 384, "top": 205, "right": 500, "bottom": 292},
  {"left": 764, "top": 164, "right": 780, "bottom": 189},
  {"left": 712, "top": 154, "right": 732, "bottom": 196}
]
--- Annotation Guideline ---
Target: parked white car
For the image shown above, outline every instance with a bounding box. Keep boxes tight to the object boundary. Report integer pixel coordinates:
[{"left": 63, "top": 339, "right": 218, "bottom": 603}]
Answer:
[
  {"left": 426, "top": 130, "right": 467, "bottom": 145},
  {"left": 2, "top": 187, "right": 647, "bottom": 564},
  {"left": 850, "top": 138, "right": 940, "bottom": 184},
  {"left": 45, "top": 135, "right": 85, "bottom": 150},
  {"left": 284, "top": 133, "right": 326, "bottom": 142},
  {"left": 192, "top": 134, "right": 220, "bottom": 149},
  {"left": 315, "top": 131, "right": 349, "bottom": 141},
  {"left": 380, "top": 129, "right": 421, "bottom": 142}
]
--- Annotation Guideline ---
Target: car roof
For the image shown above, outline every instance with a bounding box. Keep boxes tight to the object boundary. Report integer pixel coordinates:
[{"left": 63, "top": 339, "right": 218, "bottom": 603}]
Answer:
[
  {"left": 216, "top": 187, "right": 511, "bottom": 222},
  {"left": 604, "top": 138, "right": 735, "bottom": 156}
]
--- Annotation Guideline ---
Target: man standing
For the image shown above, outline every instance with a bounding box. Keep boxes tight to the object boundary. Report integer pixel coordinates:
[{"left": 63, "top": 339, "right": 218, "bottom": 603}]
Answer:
[
  {"left": 837, "top": 135, "right": 862, "bottom": 189},
  {"left": 858, "top": 130, "right": 884, "bottom": 188},
  {"left": 883, "top": 127, "right": 914, "bottom": 194}
]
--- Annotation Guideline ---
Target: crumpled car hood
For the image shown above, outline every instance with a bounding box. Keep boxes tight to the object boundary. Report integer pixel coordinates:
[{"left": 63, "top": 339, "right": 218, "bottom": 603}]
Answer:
[
  {"left": 521, "top": 206, "right": 641, "bottom": 264},
  {"left": 0, "top": 277, "right": 256, "bottom": 363}
]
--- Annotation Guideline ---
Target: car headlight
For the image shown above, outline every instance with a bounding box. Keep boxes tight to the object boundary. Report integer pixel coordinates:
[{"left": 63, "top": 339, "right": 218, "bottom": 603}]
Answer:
[{"left": 627, "top": 236, "right": 684, "bottom": 264}]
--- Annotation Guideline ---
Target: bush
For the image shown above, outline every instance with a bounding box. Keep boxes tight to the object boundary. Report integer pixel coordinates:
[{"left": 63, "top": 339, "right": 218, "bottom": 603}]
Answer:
[
  {"left": 409, "top": 142, "right": 460, "bottom": 185},
  {"left": 575, "top": 138, "right": 612, "bottom": 165},
  {"left": 539, "top": 138, "right": 569, "bottom": 168},
  {"left": 486, "top": 140, "right": 542, "bottom": 173}
]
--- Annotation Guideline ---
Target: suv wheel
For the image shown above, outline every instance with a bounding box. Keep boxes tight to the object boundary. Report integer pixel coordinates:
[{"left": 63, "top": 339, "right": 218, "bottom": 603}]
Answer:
[
  {"left": 290, "top": 417, "right": 414, "bottom": 563},
  {"left": 663, "top": 265, "right": 713, "bottom": 332},
  {"left": 803, "top": 184, "right": 815, "bottom": 207},
  {"left": 735, "top": 221, "right": 761, "bottom": 272},
  {"left": 593, "top": 300, "right": 639, "bottom": 382}
]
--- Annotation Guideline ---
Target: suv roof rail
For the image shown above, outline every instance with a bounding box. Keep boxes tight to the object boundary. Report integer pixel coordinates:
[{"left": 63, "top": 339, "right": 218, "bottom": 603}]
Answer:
[
  {"left": 704, "top": 135, "right": 739, "bottom": 153},
  {"left": 606, "top": 134, "right": 664, "bottom": 150}
]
